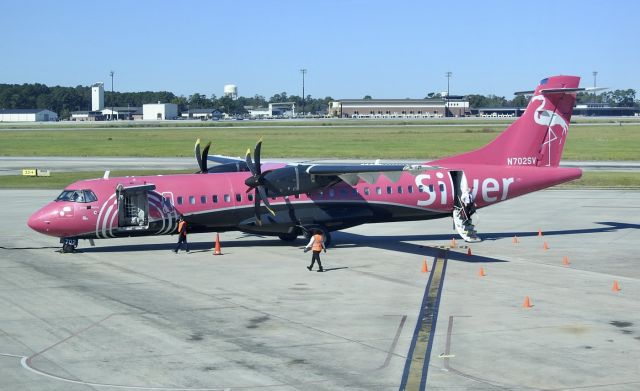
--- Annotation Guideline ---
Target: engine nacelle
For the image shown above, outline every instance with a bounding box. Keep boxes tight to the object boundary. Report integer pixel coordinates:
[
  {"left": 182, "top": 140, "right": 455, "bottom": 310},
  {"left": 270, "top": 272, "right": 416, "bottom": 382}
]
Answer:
[{"left": 263, "top": 166, "right": 335, "bottom": 196}]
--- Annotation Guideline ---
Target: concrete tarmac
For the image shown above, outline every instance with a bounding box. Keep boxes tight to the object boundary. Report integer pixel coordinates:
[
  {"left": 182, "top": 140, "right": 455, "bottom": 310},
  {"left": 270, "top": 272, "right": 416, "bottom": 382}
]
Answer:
[{"left": 1, "top": 189, "right": 639, "bottom": 390}]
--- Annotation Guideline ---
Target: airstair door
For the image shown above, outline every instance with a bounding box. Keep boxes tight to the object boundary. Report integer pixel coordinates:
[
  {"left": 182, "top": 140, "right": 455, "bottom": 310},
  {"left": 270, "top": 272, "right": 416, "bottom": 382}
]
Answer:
[
  {"left": 448, "top": 171, "right": 481, "bottom": 242},
  {"left": 116, "top": 184, "right": 156, "bottom": 229},
  {"left": 449, "top": 170, "right": 467, "bottom": 208}
]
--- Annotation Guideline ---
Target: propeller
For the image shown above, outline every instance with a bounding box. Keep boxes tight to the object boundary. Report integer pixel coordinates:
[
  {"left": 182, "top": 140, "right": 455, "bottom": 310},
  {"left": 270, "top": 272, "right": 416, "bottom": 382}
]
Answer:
[
  {"left": 244, "top": 139, "right": 275, "bottom": 225},
  {"left": 194, "top": 138, "right": 211, "bottom": 173}
]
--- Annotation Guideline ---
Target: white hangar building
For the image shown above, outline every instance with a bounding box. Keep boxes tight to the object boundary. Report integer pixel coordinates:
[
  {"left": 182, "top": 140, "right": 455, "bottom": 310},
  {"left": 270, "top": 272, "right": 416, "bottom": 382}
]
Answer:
[
  {"left": 143, "top": 102, "right": 178, "bottom": 120},
  {"left": 0, "top": 109, "right": 58, "bottom": 122}
]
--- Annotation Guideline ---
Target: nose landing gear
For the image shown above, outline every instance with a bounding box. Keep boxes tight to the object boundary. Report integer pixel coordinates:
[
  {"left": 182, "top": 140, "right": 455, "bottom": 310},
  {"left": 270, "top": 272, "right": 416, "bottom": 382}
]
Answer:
[{"left": 61, "top": 238, "right": 78, "bottom": 253}]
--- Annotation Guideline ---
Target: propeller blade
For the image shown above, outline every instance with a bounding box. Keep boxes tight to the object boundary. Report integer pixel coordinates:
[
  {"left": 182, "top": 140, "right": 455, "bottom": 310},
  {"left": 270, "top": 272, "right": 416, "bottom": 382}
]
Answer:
[
  {"left": 194, "top": 139, "right": 203, "bottom": 172},
  {"left": 245, "top": 148, "right": 257, "bottom": 175},
  {"left": 254, "top": 139, "right": 262, "bottom": 175},
  {"left": 254, "top": 191, "right": 262, "bottom": 226},
  {"left": 201, "top": 142, "right": 211, "bottom": 173},
  {"left": 257, "top": 186, "right": 276, "bottom": 216}
]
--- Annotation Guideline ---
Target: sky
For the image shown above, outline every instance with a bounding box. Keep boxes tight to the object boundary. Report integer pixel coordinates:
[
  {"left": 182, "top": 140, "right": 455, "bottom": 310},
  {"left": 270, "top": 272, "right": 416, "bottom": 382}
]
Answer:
[{"left": 1, "top": 0, "right": 638, "bottom": 100}]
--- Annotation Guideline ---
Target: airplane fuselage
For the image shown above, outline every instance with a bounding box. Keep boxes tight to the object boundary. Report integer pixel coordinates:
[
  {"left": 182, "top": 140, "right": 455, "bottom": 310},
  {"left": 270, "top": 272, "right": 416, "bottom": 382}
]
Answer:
[{"left": 27, "top": 164, "right": 581, "bottom": 241}]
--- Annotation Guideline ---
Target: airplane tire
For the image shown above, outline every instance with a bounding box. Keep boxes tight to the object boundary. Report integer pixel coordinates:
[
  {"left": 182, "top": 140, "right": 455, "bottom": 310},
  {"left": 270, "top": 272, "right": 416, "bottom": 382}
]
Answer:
[
  {"left": 278, "top": 232, "right": 298, "bottom": 242},
  {"left": 62, "top": 244, "right": 74, "bottom": 253}
]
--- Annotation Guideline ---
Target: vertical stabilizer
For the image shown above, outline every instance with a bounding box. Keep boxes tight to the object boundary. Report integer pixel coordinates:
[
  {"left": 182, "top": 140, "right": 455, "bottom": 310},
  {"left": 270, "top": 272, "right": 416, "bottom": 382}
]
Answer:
[{"left": 432, "top": 75, "right": 580, "bottom": 167}]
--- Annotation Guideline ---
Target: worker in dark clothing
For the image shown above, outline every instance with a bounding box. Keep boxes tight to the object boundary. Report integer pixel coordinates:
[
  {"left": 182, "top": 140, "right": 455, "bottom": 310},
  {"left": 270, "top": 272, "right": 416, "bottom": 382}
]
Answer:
[
  {"left": 304, "top": 230, "right": 325, "bottom": 272},
  {"left": 173, "top": 216, "right": 189, "bottom": 253}
]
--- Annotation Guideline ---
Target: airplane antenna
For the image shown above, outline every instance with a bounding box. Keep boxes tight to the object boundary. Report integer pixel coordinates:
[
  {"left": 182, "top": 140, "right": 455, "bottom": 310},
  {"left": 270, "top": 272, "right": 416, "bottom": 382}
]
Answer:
[{"left": 103, "top": 170, "right": 110, "bottom": 179}]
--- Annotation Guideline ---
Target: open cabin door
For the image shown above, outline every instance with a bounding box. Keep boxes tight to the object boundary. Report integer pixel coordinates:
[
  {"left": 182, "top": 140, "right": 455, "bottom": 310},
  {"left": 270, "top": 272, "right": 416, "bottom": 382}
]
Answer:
[
  {"left": 449, "top": 170, "right": 467, "bottom": 208},
  {"left": 116, "top": 184, "right": 156, "bottom": 229}
]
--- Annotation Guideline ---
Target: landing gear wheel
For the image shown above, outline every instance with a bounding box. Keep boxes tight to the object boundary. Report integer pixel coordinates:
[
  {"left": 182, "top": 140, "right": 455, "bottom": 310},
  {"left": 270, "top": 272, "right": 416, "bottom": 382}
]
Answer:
[
  {"left": 278, "top": 232, "right": 298, "bottom": 242},
  {"left": 61, "top": 238, "right": 78, "bottom": 253}
]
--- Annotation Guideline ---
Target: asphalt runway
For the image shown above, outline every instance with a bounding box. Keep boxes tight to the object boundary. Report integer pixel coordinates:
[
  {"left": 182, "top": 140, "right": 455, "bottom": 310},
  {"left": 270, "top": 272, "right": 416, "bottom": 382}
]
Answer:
[{"left": 1, "top": 189, "right": 639, "bottom": 390}]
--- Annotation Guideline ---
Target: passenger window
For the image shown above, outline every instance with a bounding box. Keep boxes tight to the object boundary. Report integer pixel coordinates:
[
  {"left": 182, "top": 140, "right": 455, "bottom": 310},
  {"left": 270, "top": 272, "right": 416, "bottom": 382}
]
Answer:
[
  {"left": 340, "top": 189, "right": 347, "bottom": 196},
  {"left": 224, "top": 194, "right": 230, "bottom": 202},
  {"left": 408, "top": 185, "right": 413, "bottom": 194},
  {"left": 386, "top": 186, "right": 392, "bottom": 194},
  {"left": 212, "top": 195, "right": 218, "bottom": 203},
  {"left": 439, "top": 184, "right": 445, "bottom": 191},
  {"left": 418, "top": 185, "right": 424, "bottom": 193},
  {"left": 397, "top": 186, "right": 403, "bottom": 194},
  {"left": 236, "top": 194, "right": 242, "bottom": 202},
  {"left": 248, "top": 193, "right": 254, "bottom": 201},
  {"left": 430, "top": 185, "right": 434, "bottom": 192},
  {"left": 364, "top": 187, "right": 370, "bottom": 196},
  {"left": 189, "top": 196, "right": 196, "bottom": 205},
  {"left": 376, "top": 187, "right": 382, "bottom": 195},
  {"left": 177, "top": 196, "right": 183, "bottom": 205},
  {"left": 200, "top": 196, "right": 206, "bottom": 204},
  {"left": 329, "top": 189, "right": 335, "bottom": 198}
]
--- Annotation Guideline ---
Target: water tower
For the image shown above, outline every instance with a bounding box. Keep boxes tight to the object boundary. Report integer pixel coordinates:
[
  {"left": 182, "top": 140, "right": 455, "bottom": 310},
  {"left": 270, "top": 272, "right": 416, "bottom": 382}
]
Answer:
[{"left": 223, "top": 84, "right": 238, "bottom": 100}]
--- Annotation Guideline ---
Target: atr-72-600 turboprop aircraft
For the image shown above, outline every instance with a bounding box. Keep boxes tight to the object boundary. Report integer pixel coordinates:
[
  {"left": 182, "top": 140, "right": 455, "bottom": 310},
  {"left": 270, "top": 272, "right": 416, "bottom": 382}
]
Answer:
[{"left": 29, "top": 75, "right": 585, "bottom": 252}]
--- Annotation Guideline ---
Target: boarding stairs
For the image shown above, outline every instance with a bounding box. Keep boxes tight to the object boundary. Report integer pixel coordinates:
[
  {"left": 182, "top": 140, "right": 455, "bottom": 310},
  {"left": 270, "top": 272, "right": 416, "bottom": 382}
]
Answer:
[{"left": 453, "top": 205, "right": 482, "bottom": 243}]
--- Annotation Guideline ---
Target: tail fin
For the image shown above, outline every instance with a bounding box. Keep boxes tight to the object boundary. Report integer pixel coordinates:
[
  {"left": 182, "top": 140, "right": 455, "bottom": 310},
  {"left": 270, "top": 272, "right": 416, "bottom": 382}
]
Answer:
[{"left": 432, "top": 75, "right": 580, "bottom": 167}]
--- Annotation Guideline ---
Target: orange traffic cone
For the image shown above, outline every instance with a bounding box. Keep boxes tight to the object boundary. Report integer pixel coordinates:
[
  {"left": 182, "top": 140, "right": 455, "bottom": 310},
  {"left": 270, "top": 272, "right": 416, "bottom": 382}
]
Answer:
[
  {"left": 562, "top": 256, "right": 570, "bottom": 266},
  {"left": 612, "top": 280, "right": 621, "bottom": 292},
  {"left": 543, "top": 241, "right": 549, "bottom": 250},
  {"left": 538, "top": 229, "right": 543, "bottom": 237},
  {"left": 451, "top": 238, "right": 457, "bottom": 248},
  {"left": 467, "top": 247, "right": 472, "bottom": 256},
  {"left": 512, "top": 235, "right": 519, "bottom": 244},
  {"left": 478, "top": 267, "right": 486, "bottom": 277},
  {"left": 213, "top": 233, "right": 222, "bottom": 255},
  {"left": 421, "top": 259, "right": 429, "bottom": 273},
  {"left": 523, "top": 296, "right": 532, "bottom": 308}
]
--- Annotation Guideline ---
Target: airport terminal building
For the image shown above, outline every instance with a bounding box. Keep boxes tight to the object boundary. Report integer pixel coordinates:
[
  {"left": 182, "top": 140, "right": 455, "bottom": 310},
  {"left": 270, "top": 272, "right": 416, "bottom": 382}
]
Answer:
[{"left": 328, "top": 98, "right": 469, "bottom": 118}]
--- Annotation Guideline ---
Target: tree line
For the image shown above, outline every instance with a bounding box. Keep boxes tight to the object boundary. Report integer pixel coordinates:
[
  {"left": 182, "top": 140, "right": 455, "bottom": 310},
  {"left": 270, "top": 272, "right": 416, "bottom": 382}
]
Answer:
[
  {"left": 0, "top": 83, "right": 334, "bottom": 119},
  {"left": 1, "top": 83, "right": 637, "bottom": 119}
]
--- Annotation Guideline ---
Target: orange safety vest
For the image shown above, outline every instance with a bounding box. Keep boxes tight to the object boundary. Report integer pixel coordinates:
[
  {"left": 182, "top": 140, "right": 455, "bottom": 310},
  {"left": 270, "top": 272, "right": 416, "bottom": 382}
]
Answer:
[
  {"left": 312, "top": 234, "right": 323, "bottom": 251},
  {"left": 178, "top": 220, "right": 187, "bottom": 235}
]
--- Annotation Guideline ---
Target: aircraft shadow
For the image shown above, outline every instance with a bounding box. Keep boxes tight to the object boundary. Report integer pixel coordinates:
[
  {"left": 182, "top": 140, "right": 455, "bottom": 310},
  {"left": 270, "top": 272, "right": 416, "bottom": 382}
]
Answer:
[{"left": 78, "top": 221, "right": 638, "bottom": 264}]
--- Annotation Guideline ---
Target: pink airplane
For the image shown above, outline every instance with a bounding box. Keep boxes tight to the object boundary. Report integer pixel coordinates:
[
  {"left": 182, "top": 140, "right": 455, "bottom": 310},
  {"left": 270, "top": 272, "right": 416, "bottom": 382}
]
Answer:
[{"left": 28, "top": 75, "right": 583, "bottom": 253}]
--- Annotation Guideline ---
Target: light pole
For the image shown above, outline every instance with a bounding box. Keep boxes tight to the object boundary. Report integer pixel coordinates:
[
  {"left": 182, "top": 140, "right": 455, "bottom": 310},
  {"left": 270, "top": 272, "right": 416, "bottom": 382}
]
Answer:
[
  {"left": 110, "top": 70, "right": 115, "bottom": 120},
  {"left": 445, "top": 71, "right": 452, "bottom": 117},
  {"left": 592, "top": 71, "right": 598, "bottom": 105},
  {"left": 300, "top": 68, "right": 307, "bottom": 117}
]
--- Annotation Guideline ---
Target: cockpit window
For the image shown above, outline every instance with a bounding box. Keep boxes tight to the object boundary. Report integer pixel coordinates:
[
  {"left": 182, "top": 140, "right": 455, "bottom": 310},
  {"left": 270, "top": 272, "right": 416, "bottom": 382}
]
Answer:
[
  {"left": 55, "top": 189, "right": 97, "bottom": 203},
  {"left": 84, "top": 190, "right": 98, "bottom": 202}
]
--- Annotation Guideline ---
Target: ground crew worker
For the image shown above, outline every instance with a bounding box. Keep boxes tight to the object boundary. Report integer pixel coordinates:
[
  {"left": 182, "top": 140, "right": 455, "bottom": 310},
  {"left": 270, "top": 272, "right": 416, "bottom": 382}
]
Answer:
[
  {"left": 173, "top": 216, "right": 189, "bottom": 253},
  {"left": 304, "top": 229, "right": 325, "bottom": 272}
]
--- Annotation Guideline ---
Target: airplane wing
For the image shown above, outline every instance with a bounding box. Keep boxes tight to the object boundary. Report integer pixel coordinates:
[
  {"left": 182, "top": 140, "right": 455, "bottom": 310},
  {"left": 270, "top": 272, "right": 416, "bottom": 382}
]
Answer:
[
  {"left": 305, "top": 163, "right": 438, "bottom": 185},
  {"left": 207, "top": 154, "right": 244, "bottom": 164}
]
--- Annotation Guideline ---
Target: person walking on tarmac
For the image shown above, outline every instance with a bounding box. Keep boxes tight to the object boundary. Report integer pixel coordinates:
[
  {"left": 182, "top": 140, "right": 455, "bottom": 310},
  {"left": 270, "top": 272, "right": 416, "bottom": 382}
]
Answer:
[
  {"left": 304, "top": 229, "right": 326, "bottom": 272},
  {"left": 173, "top": 216, "right": 189, "bottom": 253}
]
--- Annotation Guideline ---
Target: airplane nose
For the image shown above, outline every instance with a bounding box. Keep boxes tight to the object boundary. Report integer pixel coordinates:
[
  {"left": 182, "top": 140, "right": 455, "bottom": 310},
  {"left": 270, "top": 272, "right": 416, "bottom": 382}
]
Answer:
[{"left": 28, "top": 208, "right": 52, "bottom": 234}]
